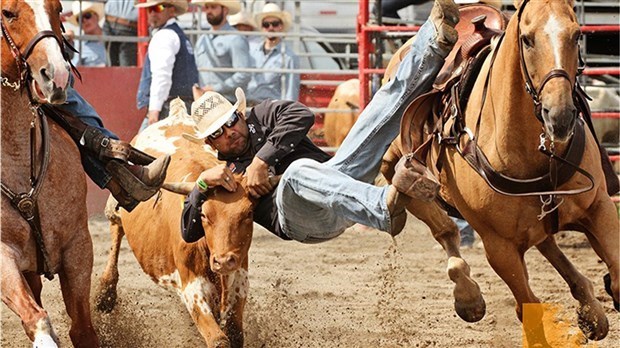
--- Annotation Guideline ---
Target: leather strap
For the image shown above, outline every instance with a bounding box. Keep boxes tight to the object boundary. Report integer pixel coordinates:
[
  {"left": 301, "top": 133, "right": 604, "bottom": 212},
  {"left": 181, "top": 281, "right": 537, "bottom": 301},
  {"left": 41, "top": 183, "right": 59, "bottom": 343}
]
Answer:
[{"left": 1, "top": 107, "right": 54, "bottom": 280}]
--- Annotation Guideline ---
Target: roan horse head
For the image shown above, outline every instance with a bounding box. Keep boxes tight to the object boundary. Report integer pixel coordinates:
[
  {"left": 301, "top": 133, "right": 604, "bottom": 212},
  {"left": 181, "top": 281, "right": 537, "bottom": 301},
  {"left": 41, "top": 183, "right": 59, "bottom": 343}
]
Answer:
[
  {"left": 1, "top": 0, "right": 70, "bottom": 103},
  {"left": 515, "top": 0, "right": 581, "bottom": 142}
]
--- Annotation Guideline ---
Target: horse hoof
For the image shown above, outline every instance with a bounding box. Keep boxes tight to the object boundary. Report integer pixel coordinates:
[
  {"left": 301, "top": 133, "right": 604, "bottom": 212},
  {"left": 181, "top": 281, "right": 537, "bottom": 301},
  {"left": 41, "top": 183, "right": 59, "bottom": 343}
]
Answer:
[
  {"left": 603, "top": 273, "right": 619, "bottom": 311},
  {"left": 577, "top": 306, "right": 609, "bottom": 341},
  {"left": 455, "top": 295, "right": 486, "bottom": 322}
]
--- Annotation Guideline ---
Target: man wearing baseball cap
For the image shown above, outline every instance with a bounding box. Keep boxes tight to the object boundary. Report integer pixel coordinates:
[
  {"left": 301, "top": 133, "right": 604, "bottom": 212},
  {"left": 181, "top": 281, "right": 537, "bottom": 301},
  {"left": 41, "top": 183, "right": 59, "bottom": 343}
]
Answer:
[
  {"left": 181, "top": 0, "right": 460, "bottom": 243},
  {"left": 191, "top": 0, "right": 251, "bottom": 102}
]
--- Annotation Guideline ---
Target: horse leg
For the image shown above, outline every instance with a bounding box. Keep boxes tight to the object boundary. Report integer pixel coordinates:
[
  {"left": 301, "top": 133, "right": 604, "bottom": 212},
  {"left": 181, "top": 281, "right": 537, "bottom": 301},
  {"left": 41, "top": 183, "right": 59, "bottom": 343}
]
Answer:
[
  {"left": 58, "top": 233, "right": 100, "bottom": 348},
  {"left": 483, "top": 234, "right": 550, "bottom": 347},
  {"left": 96, "top": 203, "right": 125, "bottom": 313},
  {"left": 407, "top": 200, "right": 486, "bottom": 322},
  {"left": 536, "top": 236, "right": 609, "bottom": 340},
  {"left": 577, "top": 195, "right": 620, "bottom": 311},
  {"left": 1, "top": 247, "right": 59, "bottom": 346},
  {"left": 24, "top": 272, "right": 43, "bottom": 306}
]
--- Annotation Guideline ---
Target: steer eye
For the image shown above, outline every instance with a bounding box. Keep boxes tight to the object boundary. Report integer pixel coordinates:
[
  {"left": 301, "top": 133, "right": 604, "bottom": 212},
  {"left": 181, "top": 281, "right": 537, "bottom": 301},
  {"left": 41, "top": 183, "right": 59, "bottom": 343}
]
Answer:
[{"left": 2, "top": 9, "right": 17, "bottom": 21}]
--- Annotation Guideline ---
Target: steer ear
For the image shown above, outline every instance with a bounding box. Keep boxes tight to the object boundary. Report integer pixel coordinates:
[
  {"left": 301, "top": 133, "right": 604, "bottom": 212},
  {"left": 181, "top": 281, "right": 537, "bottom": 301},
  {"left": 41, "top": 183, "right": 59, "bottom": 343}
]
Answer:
[{"left": 161, "top": 182, "right": 195, "bottom": 195}]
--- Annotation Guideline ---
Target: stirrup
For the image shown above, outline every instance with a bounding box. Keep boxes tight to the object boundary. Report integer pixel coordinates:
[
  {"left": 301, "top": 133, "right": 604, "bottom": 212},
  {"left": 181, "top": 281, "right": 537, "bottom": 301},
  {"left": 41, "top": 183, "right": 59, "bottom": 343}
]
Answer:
[
  {"left": 109, "top": 191, "right": 139, "bottom": 212},
  {"left": 105, "top": 161, "right": 161, "bottom": 201}
]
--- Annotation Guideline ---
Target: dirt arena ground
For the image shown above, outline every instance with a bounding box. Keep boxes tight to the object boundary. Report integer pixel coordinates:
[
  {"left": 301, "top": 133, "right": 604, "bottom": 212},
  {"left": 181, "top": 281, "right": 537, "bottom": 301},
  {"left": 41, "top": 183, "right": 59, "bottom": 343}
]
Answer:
[{"left": 2, "top": 215, "right": 619, "bottom": 347}]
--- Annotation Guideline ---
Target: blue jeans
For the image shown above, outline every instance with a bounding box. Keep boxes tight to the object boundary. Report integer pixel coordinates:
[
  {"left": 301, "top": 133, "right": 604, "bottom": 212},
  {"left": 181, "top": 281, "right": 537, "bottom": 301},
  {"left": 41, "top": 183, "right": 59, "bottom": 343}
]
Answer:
[
  {"left": 60, "top": 87, "right": 117, "bottom": 188},
  {"left": 452, "top": 217, "right": 475, "bottom": 246},
  {"left": 275, "top": 20, "right": 451, "bottom": 243}
]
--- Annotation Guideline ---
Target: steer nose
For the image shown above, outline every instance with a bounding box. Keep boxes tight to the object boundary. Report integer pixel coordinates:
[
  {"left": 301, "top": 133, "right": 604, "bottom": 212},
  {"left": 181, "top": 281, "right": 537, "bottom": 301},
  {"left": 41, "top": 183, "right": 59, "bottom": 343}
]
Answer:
[{"left": 211, "top": 253, "right": 239, "bottom": 274}]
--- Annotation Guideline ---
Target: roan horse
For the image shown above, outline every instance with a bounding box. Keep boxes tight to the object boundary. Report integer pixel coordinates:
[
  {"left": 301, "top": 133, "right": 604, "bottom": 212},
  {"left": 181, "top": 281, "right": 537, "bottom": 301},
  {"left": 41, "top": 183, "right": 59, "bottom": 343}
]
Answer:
[
  {"left": 1, "top": 0, "right": 99, "bottom": 347},
  {"left": 382, "top": 0, "right": 619, "bottom": 345}
]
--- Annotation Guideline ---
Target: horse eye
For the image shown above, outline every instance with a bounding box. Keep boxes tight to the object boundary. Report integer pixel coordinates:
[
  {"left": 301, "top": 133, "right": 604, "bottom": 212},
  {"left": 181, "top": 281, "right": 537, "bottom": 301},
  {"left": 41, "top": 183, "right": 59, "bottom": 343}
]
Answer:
[
  {"left": 522, "top": 35, "right": 534, "bottom": 48},
  {"left": 2, "top": 9, "right": 17, "bottom": 20}
]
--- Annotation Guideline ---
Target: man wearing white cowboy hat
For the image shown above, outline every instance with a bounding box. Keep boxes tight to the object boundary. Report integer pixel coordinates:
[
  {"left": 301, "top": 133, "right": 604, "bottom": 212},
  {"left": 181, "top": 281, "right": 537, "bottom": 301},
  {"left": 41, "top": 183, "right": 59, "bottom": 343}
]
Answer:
[
  {"left": 246, "top": 3, "right": 300, "bottom": 104},
  {"left": 191, "top": 0, "right": 251, "bottom": 103},
  {"left": 135, "top": 0, "right": 199, "bottom": 129},
  {"left": 65, "top": 1, "right": 106, "bottom": 67},
  {"left": 181, "top": 0, "right": 460, "bottom": 243}
]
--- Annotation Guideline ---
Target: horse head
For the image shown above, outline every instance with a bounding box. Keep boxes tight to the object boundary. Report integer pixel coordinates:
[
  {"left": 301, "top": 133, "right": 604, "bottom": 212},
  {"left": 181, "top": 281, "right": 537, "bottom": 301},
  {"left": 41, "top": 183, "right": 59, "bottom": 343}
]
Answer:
[
  {"left": 1, "top": 0, "right": 70, "bottom": 104},
  {"left": 514, "top": 0, "right": 581, "bottom": 143}
]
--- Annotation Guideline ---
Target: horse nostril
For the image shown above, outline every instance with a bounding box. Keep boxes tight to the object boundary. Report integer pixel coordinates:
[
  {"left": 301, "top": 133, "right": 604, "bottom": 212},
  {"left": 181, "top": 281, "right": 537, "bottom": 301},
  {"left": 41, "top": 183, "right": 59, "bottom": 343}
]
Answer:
[{"left": 39, "top": 64, "right": 54, "bottom": 82}]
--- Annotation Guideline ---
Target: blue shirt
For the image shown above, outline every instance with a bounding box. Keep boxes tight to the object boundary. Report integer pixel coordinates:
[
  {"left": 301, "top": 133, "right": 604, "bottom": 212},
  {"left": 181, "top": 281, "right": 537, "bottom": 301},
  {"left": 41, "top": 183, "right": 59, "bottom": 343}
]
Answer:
[
  {"left": 247, "top": 39, "right": 300, "bottom": 103},
  {"left": 194, "top": 23, "right": 251, "bottom": 102},
  {"left": 104, "top": 0, "right": 138, "bottom": 21},
  {"left": 71, "top": 40, "right": 106, "bottom": 67}
]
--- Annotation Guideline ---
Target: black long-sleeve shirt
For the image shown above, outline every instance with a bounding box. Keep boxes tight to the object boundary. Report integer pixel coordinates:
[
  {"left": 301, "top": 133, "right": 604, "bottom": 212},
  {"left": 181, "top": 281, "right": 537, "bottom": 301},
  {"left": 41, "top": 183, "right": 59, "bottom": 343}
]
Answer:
[{"left": 181, "top": 99, "right": 332, "bottom": 242}]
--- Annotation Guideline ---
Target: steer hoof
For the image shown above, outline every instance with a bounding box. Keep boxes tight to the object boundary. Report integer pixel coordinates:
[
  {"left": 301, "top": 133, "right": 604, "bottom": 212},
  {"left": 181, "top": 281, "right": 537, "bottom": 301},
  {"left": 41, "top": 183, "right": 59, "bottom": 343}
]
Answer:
[
  {"left": 95, "top": 285, "right": 118, "bottom": 313},
  {"left": 212, "top": 337, "right": 231, "bottom": 348}
]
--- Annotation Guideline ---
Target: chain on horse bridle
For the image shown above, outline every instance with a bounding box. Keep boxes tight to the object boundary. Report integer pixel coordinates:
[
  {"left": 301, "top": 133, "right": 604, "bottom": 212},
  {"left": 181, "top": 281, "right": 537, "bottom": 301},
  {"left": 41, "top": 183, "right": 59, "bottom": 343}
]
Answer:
[{"left": 0, "top": 17, "right": 76, "bottom": 280}]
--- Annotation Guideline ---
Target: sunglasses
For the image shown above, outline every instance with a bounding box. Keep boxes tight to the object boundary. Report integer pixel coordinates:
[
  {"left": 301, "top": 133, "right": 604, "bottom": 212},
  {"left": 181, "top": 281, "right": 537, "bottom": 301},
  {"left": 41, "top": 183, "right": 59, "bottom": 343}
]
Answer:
[
  {"left": 147, "top": 4, "right": 170, "bottom": 13},
  {"left": 262, "top": 20, "right": 282, "bottom": 29},
  {"left": 79, "top": 12, "right": 95, "bottom": 21},
  {"left": 207, "top": 111, "right": 241, "bottom": 140}
]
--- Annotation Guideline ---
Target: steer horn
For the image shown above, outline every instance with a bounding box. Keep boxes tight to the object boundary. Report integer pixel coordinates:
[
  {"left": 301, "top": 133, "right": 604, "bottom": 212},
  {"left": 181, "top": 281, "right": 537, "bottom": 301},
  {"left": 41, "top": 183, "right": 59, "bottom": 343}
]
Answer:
[{"left": 161, "top": 182, "right": 194, "bottom": 195}]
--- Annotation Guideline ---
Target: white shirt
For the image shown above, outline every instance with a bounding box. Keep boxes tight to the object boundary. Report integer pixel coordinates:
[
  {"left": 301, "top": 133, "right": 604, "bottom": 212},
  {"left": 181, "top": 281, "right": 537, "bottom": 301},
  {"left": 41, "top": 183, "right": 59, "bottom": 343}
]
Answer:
[{"left": 148, "top": 18, "right": 180, "bottom": 112}]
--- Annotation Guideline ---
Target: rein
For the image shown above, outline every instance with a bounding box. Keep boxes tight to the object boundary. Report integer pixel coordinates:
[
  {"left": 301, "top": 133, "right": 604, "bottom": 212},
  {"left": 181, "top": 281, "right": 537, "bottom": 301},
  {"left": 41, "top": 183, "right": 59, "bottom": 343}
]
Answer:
[{"left": 0, "top": 18, "right": 76, "bottom": 280}]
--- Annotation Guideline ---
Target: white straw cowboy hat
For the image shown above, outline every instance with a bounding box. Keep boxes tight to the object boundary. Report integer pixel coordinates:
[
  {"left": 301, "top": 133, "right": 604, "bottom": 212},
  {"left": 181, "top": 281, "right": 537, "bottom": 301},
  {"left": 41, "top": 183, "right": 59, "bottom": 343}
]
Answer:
[
  {"left": 183, "top": 88, "right": 247, "bottom": 143},
  {"left": 255, "top": 3, "right": 292, "bottom": 31},
  {"left": 190, "top": 0, "right": 242, "bottom": 15},
  {"left": 67, "top": 1, "right": 105, "bottom": 26},
  {"left": 135, "top": 0, "right": 189, "bottom": 16},
  {"left": 228, "top": 10, "right": 256, "bottom": 30},
  {"left": 455, "top": 0, "right": 502, "bottom": 8}
]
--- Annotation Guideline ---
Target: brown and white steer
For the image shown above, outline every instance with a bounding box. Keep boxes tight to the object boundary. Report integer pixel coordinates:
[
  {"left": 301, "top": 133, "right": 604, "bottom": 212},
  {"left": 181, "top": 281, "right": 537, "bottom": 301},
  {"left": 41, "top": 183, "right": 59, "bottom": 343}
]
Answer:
[{"left": 96, "top": 99, "right": 255, "bottom": 348}]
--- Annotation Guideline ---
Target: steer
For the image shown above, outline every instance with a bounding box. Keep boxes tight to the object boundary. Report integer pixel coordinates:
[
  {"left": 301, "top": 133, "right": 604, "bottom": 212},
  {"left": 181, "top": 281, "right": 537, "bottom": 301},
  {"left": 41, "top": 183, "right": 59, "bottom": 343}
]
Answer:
[{"left": 96, "top": 99, "right": 255, "bottom": 347}]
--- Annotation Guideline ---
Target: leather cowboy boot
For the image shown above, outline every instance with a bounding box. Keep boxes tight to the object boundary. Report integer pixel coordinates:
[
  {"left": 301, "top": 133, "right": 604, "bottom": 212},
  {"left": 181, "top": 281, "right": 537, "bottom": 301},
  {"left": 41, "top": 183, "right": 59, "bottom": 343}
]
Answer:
[
  {"left": 81, "top": 126, "right": 171, "bottom": 201},
  {"left": 39, "top": 106, "right": 171, "bottom": 202},
  {"left": 105, "top": 179, "right": 139, "bottom": 212}
]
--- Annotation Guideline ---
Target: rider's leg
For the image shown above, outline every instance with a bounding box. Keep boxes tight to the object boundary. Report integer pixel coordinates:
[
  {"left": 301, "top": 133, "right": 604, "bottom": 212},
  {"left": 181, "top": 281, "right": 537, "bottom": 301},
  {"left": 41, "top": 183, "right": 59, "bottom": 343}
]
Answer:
[{"left": 59, "top": 86, "right": 170, "bottom": 209}]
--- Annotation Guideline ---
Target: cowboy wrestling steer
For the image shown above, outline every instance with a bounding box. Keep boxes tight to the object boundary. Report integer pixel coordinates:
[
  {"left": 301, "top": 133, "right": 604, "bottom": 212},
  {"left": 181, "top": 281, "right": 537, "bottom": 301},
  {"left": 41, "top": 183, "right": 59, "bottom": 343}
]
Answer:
[{"left": 96, "top": 99, "right": 254, "bottom": 348}]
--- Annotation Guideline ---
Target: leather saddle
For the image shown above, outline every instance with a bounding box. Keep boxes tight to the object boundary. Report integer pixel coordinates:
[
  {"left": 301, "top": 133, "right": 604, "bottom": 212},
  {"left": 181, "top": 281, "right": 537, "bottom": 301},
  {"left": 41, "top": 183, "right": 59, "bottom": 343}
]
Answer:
[{"left": 398, "top": 4, "right": 507, "bottom": 158}]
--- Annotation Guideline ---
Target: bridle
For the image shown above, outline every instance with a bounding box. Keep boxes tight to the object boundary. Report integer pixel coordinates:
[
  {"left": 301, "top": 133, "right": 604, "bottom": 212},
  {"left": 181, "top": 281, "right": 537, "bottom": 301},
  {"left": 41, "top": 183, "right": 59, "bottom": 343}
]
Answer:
[
  {"left": 0, "top": 14, "right": 77, "bottom": 280},
  {"left": 0, "top": 15, "right": 79, "bottom": 96}
]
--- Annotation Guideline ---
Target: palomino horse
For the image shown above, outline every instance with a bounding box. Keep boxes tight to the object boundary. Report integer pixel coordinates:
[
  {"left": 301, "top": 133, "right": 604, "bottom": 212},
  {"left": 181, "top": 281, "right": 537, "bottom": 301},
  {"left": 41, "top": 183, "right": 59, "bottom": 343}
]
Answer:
[
  {"left": 383, "top": 0, "right": 619, "bottom": 345},
  {"left": 1, "top": 1, "right": 99, "bottom": 347}
]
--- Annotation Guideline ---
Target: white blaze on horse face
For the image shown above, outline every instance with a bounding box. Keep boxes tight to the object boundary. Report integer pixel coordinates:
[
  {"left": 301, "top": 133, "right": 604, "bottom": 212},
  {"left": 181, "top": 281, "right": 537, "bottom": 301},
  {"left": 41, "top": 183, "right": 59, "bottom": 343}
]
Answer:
[
  {"left": 543, "top": 14, "right": 564, "bottom": 70},
  {"left": 24, "top": 1, "right": 69, "bottom": 89}
]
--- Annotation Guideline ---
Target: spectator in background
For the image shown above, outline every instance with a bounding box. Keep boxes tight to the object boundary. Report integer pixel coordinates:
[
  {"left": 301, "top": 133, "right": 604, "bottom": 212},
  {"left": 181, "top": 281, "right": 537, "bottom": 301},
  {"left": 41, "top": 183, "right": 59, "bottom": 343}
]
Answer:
[
  {"left": 136, "top": 0, "right": 199, "bottom": 129},
  {"left": 66, "top": 1, "right": 106, "bottom": 67},
  {"left": 246, "top": 3, "right": 300, "bottom": 104},
  {"left": 191, "top": 0, "right": 251, "bottom": 102},
  {"left": 228, "top": 10, "right": 256, "bottom": 33},
  {"left": 104, "top": 0, "right": 138, "bottom": 66}
]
